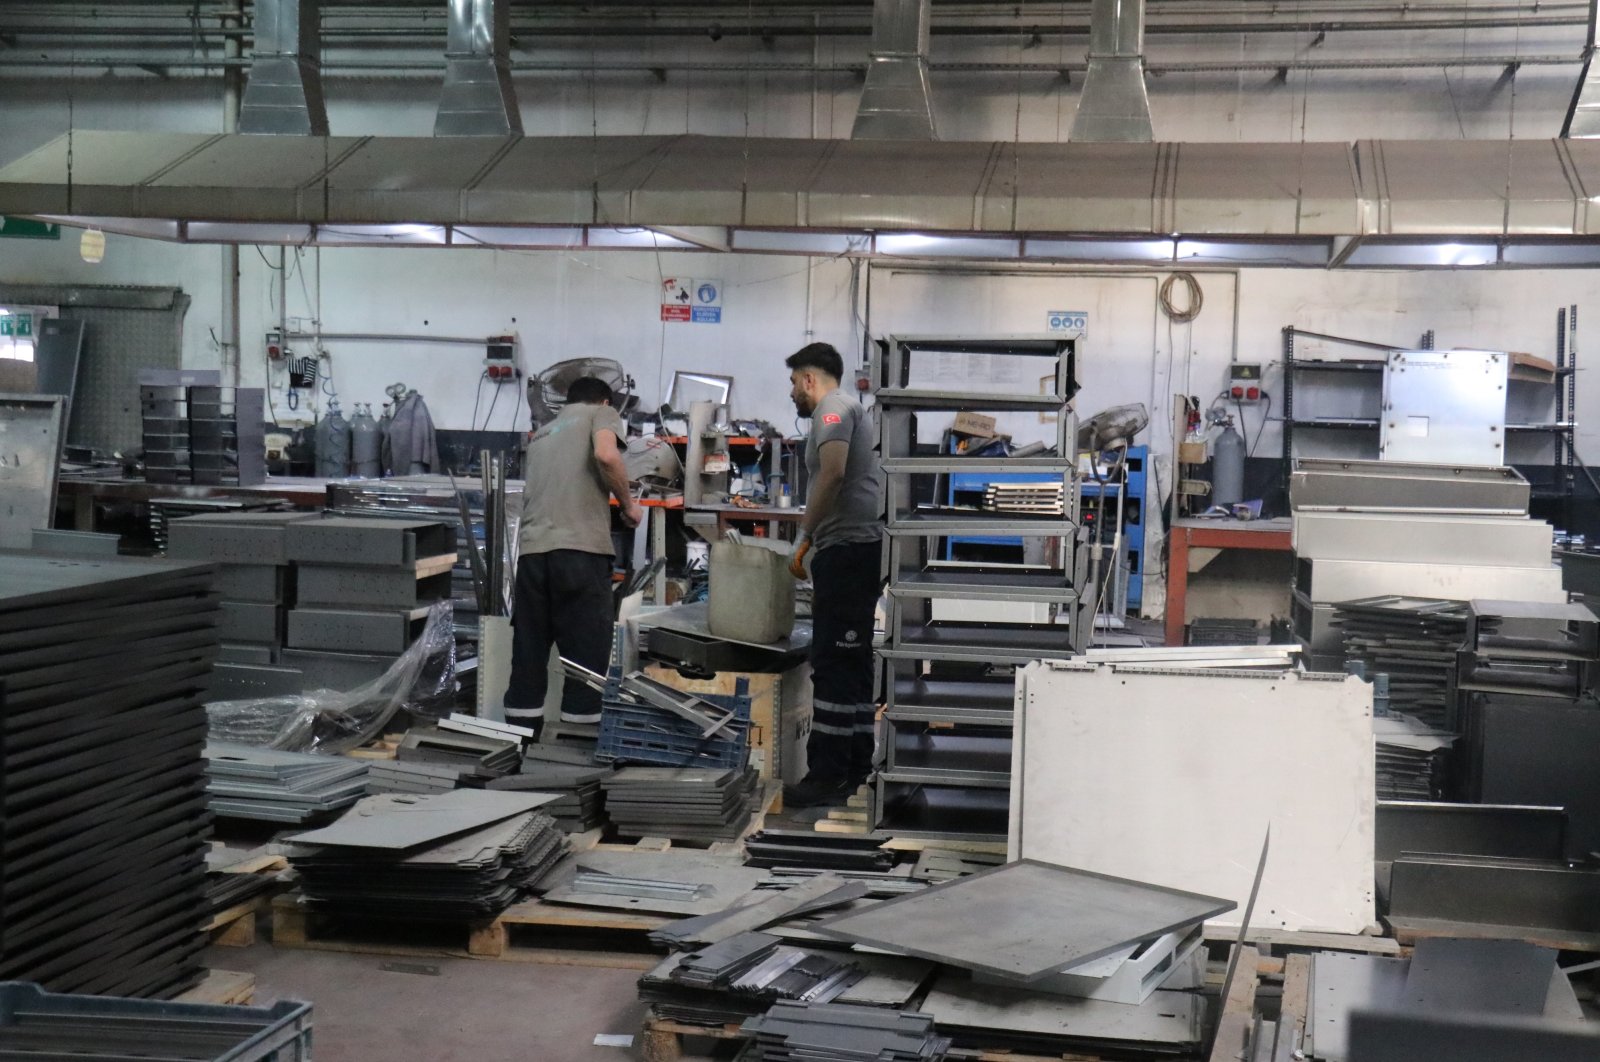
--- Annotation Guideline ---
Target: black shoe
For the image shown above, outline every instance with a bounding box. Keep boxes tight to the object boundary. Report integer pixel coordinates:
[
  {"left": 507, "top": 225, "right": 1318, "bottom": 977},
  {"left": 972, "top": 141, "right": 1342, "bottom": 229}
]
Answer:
[{"left": 783, "top": 776, "right": 852, "bottom": 809}]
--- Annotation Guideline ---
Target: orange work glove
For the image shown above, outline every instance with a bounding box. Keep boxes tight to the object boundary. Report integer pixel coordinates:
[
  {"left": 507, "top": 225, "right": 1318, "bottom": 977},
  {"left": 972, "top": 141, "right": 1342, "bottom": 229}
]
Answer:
[{"left": 789, "top": 537, "right": 812, "bottom": 580}]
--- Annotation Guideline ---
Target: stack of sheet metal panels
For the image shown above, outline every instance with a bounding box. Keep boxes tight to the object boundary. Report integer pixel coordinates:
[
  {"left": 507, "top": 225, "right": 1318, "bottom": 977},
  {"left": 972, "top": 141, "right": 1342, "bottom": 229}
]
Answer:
[
  {"left": 369, "top": 760, "right": 466, "bottom": 795},
  {"left": 1333, "top": 597, "right": 1470, "bottom": 730},
  {"left": 744, "top": 831, "right": 896, "bottom": 873},
  {"left": 650, "top": 875, "right": 869, "bottom": 950},
  {"left": 639, "top": 933, "right": 870, "bottom": 1025},
  {"left": 140, "top": 378, "right": 266, "bottom": 487},
  {"left": 285, "top": 516, "right": 456, "bottom": 657},
  {"left": 485, "top": 745, "right": 611, "bottom": 832},
  {"left": 397, "top": 725, "right": 520, "bottom": 779},
  {"left": 742, "top": 1002, "right": 950, "bottom": 1062},
  {"left": 602, "top": 766, "right": 760, "bottom": 842},
  {"left": 204, "top": 742, "right": 369, "bottom": 823},
  {"left": 1372, "top": 715, "right": 1454, "bottom": 801},
  {"left": 0, "top": 553, "right": 219, "bottom": 998},
  {"left": 982, "top": 482, "right": 1065, "bottom": 515},
  {"left": 168, "top": 510, "right": 314, "bottom": 668},
  {"left": 287, "top": 790, "right": 566, "bottom": 920}
]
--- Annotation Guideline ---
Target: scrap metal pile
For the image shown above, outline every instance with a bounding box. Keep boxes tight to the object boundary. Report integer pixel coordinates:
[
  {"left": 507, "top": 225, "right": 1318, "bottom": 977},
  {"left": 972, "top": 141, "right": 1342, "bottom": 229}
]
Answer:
[{"left": 0, "top": 554, "right": 219, "bottom": 998}]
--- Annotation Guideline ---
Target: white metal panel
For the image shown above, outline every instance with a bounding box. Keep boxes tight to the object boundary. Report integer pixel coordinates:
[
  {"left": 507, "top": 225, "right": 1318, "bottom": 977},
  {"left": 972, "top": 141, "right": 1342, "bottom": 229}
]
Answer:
[
  {"left": 1298, "top": 558, "right": 1566, "bottom": 605},
  {"left": 1291, "top": 511, "right": 1554, "bottom": 567},
  {"left": 1379, "top": 350, "right": 1508, "bottom": 466},
  {"left": 1010, "top": 662, "right": 1376, "bottom": 934}
]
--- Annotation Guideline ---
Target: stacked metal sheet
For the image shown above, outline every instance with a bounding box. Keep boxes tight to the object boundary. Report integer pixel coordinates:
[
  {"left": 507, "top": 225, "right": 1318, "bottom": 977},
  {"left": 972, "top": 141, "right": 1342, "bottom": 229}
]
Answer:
[
  {"left": 1334, "top": 597, "right": 1470, "bottom": 729},
  {"left": 982, "top": 482, "right": 1065, "bottom": 515},
  {"left": 744, "top": 831, "right": 895, "bottom": 873},
  {"left": 639, "top": 934, "right": 866, "bottom": 1025},
  {"left": 168, "top": 510, "right": 313, "bottom": 668},
  {"left": 1373, "top": 715, "right": 1454, "bottom": 801},
  {"left": 485, "top": 745, "right": 610, "bottom": 832},
  {"left": 602, "top": 766, "right": 760, "bottom": 843},
  {"left": 650, "top": 875, "right": 869, "bottom": 950},
  {"left": 287, "top": 791, "right": 566, "bottom": 921},
  {"left": 397, "top": 725, "right": 520, "bottom": 779},
  {"left": 0, "top": 553, "right": 220, "bottom": 998},
  {"left": 204, "top": 742, "right": 369, "bottom": 823},
  {"left": 742, "top": 1002, "right": 950, "bottom": 1062},
  {"left": 369, "top": 760, "right": 466, "bottom": 795}
]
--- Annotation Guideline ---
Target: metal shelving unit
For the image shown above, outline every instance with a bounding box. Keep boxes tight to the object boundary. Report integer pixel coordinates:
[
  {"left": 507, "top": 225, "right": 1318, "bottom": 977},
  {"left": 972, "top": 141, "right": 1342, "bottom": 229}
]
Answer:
[
  {"left": 870, "top": 334, "right": 1085, "bottom": 844},
  {"left": 1281, "top": 318, "right": 1578, "bottom": 524}
]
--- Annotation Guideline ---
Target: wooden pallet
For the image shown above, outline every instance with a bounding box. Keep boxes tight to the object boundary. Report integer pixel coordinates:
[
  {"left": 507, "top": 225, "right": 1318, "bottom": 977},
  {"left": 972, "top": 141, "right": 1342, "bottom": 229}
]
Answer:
[
  {"left": 1203, "top": 925, "right": 1406, "bottom": 956},
  {"left": 271, "top": 892, "right": 669, "bottom": 970},
  {"left": 177, "top": 970, "right": 256, "bottom": 1006},
  {"left": 206, "top": 853, "right": 289, "bottom": 948},
  {"left": 640, "top": 1013, "right": 746, "bottom": 1062}
]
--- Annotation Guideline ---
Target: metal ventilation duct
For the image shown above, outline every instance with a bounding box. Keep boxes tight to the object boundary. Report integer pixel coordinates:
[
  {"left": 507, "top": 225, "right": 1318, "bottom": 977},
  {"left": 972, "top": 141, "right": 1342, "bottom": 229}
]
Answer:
[
  {"left": 1071, "top": 0, "right": 1153, "bottom": 143},
  {"left": 436, "top": 0, "right": 523, "bottom": 137},
  {"left": 1563, "top": 0, "right": 1600, "bottom": 137},
  {"left": 852, "top": 0, "right": 937, "bottom": 141},
  {"left": 238, "top": 0, "right": 328, "bottom": 136}
]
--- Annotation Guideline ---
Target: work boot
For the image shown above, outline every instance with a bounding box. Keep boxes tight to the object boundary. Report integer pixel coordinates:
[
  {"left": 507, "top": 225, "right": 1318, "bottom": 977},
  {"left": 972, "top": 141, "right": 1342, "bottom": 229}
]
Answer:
[{"left": 783, "top": 775, "right": 853, "bottom": 809}]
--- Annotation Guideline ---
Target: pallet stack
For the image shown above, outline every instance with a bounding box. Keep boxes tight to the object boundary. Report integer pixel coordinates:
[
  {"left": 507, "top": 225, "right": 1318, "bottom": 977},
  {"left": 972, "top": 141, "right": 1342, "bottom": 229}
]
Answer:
[{"left": 0, "top": 553, "right": 219, "bottom": 998}]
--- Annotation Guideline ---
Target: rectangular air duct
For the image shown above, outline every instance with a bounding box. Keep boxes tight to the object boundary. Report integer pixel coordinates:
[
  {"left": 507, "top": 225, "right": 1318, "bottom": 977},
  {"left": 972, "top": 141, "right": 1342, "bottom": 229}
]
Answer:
[
  {"left": 1564, "top": 0, "right": 1600, "bottom": 136},
  {"left": 852, "top": 0, "right": 937, "bottom": 141},
  {"left": 238, "top": 0, "right": 328, "bottom": 135},
  {"left": 435, "top": 0, "right": 523, "bottom": 136},
  {"left": 1071, "top": 0, "right": 1153, "bottom": 143}
]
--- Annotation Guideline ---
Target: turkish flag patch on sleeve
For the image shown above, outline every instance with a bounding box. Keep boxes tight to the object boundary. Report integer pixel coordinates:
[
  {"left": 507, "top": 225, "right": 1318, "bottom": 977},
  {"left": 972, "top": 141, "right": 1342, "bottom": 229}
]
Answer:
[{"left": 822, "top": 413, "right": 842, "bottom": 425}]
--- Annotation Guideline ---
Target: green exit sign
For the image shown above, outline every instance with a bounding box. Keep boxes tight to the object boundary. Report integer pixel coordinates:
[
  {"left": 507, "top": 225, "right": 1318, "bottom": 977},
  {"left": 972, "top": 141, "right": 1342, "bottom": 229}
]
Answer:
[
  {"left": 0, "top": 314, "right": 34, "bottom": 337},
  {"left": 0, "top": 217, "right": 60, "bottom": 240}
]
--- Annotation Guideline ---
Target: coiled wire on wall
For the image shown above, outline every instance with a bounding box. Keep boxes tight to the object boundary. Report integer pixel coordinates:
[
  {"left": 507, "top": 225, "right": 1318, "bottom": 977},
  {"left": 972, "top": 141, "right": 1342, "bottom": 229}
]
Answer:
[{"left": 1159, "top": 272, "right": 1204, "bottom": 323}]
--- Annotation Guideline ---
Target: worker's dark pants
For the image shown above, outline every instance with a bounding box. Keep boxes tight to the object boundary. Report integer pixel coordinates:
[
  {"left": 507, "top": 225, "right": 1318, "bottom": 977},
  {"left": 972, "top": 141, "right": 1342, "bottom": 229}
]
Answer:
[
  {"left": 505, "top": 549, "right": 614, "bottom": 735},
  {"left": 807, "top": 540, "right": 883, "bottom": 785}
]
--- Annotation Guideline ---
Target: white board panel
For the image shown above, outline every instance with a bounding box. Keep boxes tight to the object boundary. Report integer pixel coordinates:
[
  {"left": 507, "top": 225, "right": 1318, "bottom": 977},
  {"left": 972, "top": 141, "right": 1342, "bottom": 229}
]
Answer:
[{"left": 1011, "top": 662, "right": 1376, "bottom": 935}]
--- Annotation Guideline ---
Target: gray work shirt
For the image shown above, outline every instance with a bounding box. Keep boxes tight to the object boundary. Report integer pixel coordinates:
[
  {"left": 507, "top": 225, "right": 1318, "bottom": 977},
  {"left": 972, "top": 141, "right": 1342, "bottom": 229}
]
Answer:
[
  {"left": 518, "top": 402, "right": 627, "bottom": 557},
  {"left": 805, "top": 389, "right": 883, "bottom": 552}
]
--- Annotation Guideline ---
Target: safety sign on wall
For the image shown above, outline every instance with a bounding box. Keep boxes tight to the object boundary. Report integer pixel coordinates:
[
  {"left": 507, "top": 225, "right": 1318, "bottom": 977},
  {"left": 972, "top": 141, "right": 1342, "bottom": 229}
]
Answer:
[
  {"left": 661, "top": 278, "right": 723, "bottom": 324},
  {"left": 0, "top": 311, "right": 34, "bottom": 337},
  {"left": 1047, "top": 310, "right": 1087, "bottom": 335}
]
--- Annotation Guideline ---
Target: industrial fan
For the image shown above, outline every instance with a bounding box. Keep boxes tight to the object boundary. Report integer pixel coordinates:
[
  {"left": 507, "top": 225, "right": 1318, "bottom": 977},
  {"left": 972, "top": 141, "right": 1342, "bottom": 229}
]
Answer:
[{"left": 526, "top": 357, "right": 638, "bottom": 427}]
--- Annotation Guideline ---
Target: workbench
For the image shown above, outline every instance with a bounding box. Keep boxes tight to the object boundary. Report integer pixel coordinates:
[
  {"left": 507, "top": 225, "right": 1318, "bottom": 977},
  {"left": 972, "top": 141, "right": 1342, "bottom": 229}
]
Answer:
[
  {"left": 1164, "top": 517, "right": 1293, "bottom": 646},
  {"left": 685, "top": 502, "right": 805, "bottom": 541},
  {"left": 56, "top": 474, "right": 333, "bottom": 530}
]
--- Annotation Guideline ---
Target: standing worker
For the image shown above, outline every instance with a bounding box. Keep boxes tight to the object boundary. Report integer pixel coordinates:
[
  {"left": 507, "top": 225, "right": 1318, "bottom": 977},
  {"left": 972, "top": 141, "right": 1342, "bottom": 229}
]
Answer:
[
  {"left": 503, "top": 376, "right": 645, "bottom": 737},
  {"left": 783, "top": 343, "right": 884, "bottom": 808}
]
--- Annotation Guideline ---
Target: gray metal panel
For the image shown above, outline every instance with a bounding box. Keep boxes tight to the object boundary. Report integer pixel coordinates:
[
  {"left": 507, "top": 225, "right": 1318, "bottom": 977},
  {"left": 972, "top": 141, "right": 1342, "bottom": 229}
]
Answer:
[
  {"left": 205, "top": 662, "right": 306, "bottom": 701},
  {"left": 1346, "top": 1010, "right": 1600, "bottom": 1062},
  {"left": 286, "top": 790, "right": 554, "bottom": 849},
  {"left": 1309, "top": 952, "right": 1410, "bottom": 1062},
  {"left": 1290, "top": 458, "right": 1530, "bottom": 514},
  {"left": 279, "top": 646, "right": 397, "bottom": 689},
  {"left": 1291, "top": 511, "right": 1553, "bottom": 567},
  {"left": 217, "top": 600, "right": 282, "bottom": 644},
  {"left": 0, "top": 285, "right": 189, "bottom": 455},
  {"left": 167, "top": 512, "right": 313, "bottom": 565},
  {"left": 1375, "top": 801, "right": 1567, "bottom": 863},
  {"left": 1297, "top": 558, "right": 1565, "bottom": 606},
  {"left": 1403, "top": 938, "right": 1556, "bottom": 1017},
  {"left": 215, "top": 564, "right": 287, "bottom": 603},
  {"left": 0, "top": 393, "right": 64, "bottom": 549},
  {"left": 286, "top": 608, "right": 425, "bottom": 654},
  {"left": 284, "top": 516, "right": 455, "bottom": 567},
  {"left": 921, "top": 973, "right": 1202, "bottom": 1049},
  {"left": 1385, "top": 855, "right": 1600, "bottom": 950},
  {"left": 30, "top": 529, "right": 119, "bottom": 556},
  {"left": 31, "top": 317, "right": 84, "bottom": 439},
  {"left": 218, "top": 642, "right": 277, "bottom": 665},
  {"left": 296, "top": 564, "right": 448, "bottom": 609},
  {"left": 812, "top": 859, "right": 1233, "bottom": 983},
  {"left": 1379, "top": 351, "right": 1509, "bottom": 466}
]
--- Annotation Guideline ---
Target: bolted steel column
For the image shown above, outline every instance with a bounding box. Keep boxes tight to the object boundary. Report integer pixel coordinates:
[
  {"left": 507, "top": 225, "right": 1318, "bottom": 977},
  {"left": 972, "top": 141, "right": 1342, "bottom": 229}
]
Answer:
[
  {"left": 435, "top": 0, "right": 523, "bottom": 136},
  {"left": 852, "top": 0, "right": 937, "bottom": 141},
  {"left": 1071, "top": 0, "right": 1154, "bottom": 142},
  {"left": 239, "top": 0, "right": 329, "bottom": 135}
]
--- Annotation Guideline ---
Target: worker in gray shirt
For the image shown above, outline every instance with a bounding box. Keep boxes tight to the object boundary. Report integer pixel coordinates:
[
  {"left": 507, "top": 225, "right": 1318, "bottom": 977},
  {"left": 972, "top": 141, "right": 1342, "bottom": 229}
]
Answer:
[
  {"left": 783, "top": 343, "right": 884, "bottom": 807},
  {"left": 504, "top": 376, "right": 645, "bottom": 736}
]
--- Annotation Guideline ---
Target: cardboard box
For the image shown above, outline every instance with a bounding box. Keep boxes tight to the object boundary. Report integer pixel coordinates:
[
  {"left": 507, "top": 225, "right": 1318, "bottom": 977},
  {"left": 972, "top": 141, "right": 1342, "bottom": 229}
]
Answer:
[
  {"left": 952, "top": 411, "right": 998, "bottom": 437},
  {"left": 1179, "top": 441, "right": 1207, "bottom": 465}
]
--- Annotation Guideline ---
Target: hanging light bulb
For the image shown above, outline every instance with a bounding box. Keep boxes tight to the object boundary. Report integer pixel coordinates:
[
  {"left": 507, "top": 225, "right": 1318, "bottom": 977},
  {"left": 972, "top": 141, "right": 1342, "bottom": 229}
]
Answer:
[{"left": 79, "top": 228, "right": 106, "bottom": 264}]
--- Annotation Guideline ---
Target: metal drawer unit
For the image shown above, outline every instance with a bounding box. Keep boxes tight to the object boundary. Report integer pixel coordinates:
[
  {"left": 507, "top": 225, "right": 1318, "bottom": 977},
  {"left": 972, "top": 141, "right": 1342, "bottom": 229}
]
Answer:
[{"left": 870, "top": 334, "right": 1085, "bottom": 844}]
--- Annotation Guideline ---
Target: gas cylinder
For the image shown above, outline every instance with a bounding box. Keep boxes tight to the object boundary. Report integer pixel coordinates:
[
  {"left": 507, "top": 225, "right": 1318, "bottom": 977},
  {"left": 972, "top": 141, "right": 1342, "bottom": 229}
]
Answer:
[
  {"left": 1211, "top": 420, "right": 1246, "bottom": 509},
  {"left": 314, "top": 400, "right": 352, "bottom": 478},
  {"left": 351, "top": 402, "right": 382, "bottom": 478}
]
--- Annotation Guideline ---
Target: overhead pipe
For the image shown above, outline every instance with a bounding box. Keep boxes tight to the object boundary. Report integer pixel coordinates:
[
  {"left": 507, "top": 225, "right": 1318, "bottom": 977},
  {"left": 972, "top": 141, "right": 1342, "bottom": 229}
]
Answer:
[
  {"left": 1073, "top": 0, "right": 1152, "bottom": 141},
  {"left": 853, "top": 0, "right": 938, "bottom": 139},
  {"left": 436, "top": 0, "right": 523, "bottom": 135},
  {"left": 238, "top": 0, "right": 329, "bottom": 134}
]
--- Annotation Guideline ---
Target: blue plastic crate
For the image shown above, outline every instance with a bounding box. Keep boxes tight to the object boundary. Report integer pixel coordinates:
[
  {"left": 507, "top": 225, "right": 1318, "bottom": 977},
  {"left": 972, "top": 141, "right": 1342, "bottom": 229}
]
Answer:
[
  {"left": 0, "top": 981, "right": 312, "bottom": 1061},
  {"left": 596, "top": 681, "right": 753, "bottom": 770}
]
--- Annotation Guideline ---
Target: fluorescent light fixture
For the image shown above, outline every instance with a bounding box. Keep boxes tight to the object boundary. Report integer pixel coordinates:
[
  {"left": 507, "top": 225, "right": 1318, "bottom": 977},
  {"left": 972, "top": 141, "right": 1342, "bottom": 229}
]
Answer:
[
  {"left": 1343, "top": 240, "right": 1499, "bottom": 268},
  {"left": 185, "top": 222, "right": 313, "bottom": 244},
  {"left": 1175, "top": 239, "right": 1330, "bottom": 267},
  {"left": 37, "top": 216, "right": 180, "bottom": 241},
  {"left": 1024, "top": 238, "right": 1176, "bottom": 262},
  {"left": 314, "top": 224, "right": 449, "bottom": 245},
  {"left": 875, "top": 233, "right": 1020, "bottom": 259},
  {"left": 1500, "top": 241, "right": 1600, "bottom": 267},
  {"left": 586, "top": 228, "right": 695, "bottom": 249},
  {"left": 731, "top": 230, "right": 872, "bottom": 255},
  {"left": 452, "top": 226, "right": 585, "bottom": 249}
]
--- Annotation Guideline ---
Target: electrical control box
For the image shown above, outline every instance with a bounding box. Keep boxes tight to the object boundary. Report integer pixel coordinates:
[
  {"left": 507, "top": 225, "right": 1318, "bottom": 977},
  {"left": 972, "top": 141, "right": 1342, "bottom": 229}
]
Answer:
[
  {"left": 485, "top": 334, "right": 520, "bottom": 383},
  {"left": 1229, "top": 362, "right": 1264, "bottom": 403}
]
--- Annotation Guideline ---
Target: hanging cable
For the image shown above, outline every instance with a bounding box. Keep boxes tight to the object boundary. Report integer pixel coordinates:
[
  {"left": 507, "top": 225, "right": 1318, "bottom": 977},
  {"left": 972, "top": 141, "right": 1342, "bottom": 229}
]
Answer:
[{"left": 1159, "top": 272, "right": 1204, "bottom": 323}]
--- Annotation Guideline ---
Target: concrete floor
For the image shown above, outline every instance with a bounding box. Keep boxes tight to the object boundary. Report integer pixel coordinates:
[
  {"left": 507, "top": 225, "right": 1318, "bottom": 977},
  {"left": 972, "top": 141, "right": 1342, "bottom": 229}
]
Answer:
[{"left": 206, "top": 943, "right": 654, "bottom": 1062}]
